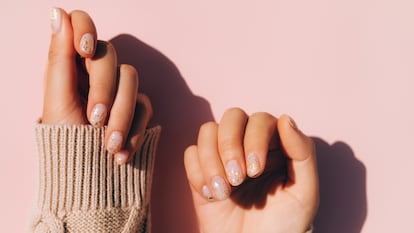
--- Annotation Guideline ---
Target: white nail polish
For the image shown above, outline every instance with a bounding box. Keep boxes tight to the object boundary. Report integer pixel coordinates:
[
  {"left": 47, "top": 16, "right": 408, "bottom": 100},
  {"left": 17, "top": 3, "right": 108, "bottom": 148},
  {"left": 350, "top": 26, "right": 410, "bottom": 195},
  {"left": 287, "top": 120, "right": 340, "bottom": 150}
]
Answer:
[
  {"left": 225, "top": 160, "right": 243, "bottom": 186},
  {"left": 107, "top": 131, "right": 123, "bottom": 154},
  {"left": 211, "top": 176, "right": 230, "bottom": 201},
  {"left": 50, "top": 7, "right": 61, "bottom": 34},
  {"left": 202, "top": 185, "right": 213, "bottom": 200},
  {"left": 80, "top": 33, "right": 94, "bottom": 54},
  {"left": 115, "top": 151, "right": 129, "bottom": 165},
  {"left": 90, "top": 104, "right": 107, "bottom": 127},
  {"left": 247, "top": 153, "right": 260, "bottom": 177}
]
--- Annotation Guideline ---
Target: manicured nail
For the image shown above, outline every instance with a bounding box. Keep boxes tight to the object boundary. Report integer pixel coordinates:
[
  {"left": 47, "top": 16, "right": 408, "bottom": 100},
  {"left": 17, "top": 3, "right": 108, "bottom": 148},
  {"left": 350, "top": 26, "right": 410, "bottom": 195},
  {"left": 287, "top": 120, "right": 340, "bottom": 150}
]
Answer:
[
  {"left": 287, "top": 115, "right": 298, "bottom": 130},
  {"left": 90, "top": 104, "right": 107, "bottom": 127},
  {"left": 107, "top": 131, "right": 123, "bottom": 154},
  {"left": 115, "top": 151, "right": 129, "bottom": 165},
  {"left": 247, "top": 153, "right": 260, "bottom": 177},
  {"left": 211, "top": 176, "right": 230, "bottom": 200},
  {"left": 80, "top": 33, "right": 94, "bottom": 54},
  {"left": 225, "top": 160, "right": 243, "bottom": 186},
  {"left": 202, "top": 185, "right": 213, "bottom": 200},
  {"left": 50, "top": 7, "right": 61, "bottom": 34}
]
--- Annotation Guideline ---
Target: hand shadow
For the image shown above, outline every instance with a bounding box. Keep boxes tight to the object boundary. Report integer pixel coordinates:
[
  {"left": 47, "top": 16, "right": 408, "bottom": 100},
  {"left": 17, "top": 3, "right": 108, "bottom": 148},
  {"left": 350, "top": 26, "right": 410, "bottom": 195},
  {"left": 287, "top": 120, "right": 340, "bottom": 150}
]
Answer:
[
  {"left": 313, "top": 138, "right": 367, "bottom": 233},
  {"left": 110, "top": 34, "right": 367, "bottom": 233},
  {"left": 110, "top": 34, "right": 214, "bottom": 233}
]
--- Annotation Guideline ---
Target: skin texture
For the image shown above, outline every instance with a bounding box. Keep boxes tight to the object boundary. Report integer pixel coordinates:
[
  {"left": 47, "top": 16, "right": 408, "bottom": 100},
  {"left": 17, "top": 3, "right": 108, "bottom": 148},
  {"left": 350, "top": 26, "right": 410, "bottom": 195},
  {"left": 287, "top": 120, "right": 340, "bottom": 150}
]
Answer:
[
  {"left": 43, "top": 7, "right": 319, "bottom": 232},
  {"left": 184, "top": 110, "right": 319, "bottom": 233}
]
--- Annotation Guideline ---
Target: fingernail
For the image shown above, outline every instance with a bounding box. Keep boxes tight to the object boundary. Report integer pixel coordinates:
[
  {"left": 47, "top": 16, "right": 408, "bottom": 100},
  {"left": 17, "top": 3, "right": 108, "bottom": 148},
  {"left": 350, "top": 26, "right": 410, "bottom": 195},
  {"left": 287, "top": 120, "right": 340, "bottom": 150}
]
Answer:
[
  {"left": 287, "top": 115, "right": 298, "bottom": 130},
  {"left": 225, "top": 160, "right": 243, "bottom": 186},
  {"left": 107, "top": 131, "right": 123, "bottom": 154},
  {"left": 247, "top": 153, "right": 260, "bottom": 177},
  {"left": 90, "top": 104, "right": 107, "bottom": 127},
  {"left": 211, "top": 176, "right": 230, "bottom": 201},
  {"left": 80, "top": 33, "right": 94, "bottom": 54},
  {"left": 115, "top": 151, "right": 129, "bottom": 165},
  {"left": 202, "top": 185, "right": 213, "bottom": 200},
  {"left": 50, "top": 7, "right": 61, "bottom": 34}
]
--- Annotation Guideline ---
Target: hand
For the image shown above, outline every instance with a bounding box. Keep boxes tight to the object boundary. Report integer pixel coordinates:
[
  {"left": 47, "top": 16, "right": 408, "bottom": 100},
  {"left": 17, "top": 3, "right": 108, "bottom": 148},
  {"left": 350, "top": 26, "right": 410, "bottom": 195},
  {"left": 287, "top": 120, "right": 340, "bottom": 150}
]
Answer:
[
  {"left": 184, "top": 108, "right": 319, "bottom": 233},
  {"left": 42, "top": 8, "right": 152, "bottom": 164}
]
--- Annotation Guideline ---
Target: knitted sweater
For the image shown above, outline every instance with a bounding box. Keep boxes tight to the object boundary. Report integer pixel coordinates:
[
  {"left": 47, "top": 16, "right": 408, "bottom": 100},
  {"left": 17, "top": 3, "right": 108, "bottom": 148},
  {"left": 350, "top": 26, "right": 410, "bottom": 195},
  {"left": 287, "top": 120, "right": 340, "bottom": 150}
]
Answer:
[
  {"left": 31, "top": 124, "right": 161, "bottom": 233},
  {"left": 30, "top": 123, "right": 314, "bottom": 233}
]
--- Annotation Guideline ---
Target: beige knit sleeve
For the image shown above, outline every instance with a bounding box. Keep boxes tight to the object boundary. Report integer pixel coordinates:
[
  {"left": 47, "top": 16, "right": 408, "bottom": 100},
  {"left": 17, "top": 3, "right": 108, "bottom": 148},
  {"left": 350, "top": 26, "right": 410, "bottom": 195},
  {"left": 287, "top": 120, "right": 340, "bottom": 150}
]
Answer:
[{"left": 31, "top": 124, "right": 161, "bottom": 233}]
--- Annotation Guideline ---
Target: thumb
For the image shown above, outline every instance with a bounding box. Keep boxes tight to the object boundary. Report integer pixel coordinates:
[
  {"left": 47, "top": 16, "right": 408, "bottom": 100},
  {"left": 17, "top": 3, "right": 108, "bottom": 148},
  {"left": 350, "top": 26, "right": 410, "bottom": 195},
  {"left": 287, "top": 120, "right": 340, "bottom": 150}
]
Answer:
[
  {"left": 42, "top": 8, "right": 83, "bottom": 124},
  {"left": 278, "top": 115, "right": 319, "bottom": 208}
]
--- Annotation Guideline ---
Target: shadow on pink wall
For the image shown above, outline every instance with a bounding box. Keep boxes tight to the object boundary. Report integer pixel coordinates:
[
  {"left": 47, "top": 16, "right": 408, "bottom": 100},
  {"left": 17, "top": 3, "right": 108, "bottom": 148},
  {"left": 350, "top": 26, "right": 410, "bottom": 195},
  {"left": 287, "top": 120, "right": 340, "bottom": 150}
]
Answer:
[
  {"left": 313, "top": 139, "right": 367, "bottom": 233},
  {"left": 111, "top": 34, "right": 212, "bottom": 232},
  {"left": 110, "top": 34, "right": 367, "bottom": 233}
]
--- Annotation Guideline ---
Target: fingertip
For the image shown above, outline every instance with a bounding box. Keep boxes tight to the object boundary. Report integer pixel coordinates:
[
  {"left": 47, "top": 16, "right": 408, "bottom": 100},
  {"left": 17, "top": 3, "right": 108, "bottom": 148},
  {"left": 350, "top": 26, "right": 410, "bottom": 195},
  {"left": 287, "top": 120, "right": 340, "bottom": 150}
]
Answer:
[
  {"left": 278, "top": 114, "right": 315, "bottom": 161},
  {"left": 70, "top": 10, "right": 97, "bottom": 58},
  {"left": 184, "top": 145, "right": 212, "bottom": 201},
  {"left": 50, "top": 7, "right": 62, "bottom": 34},
  {"left": 115, "top": 150, "right": 129, "bottom": 165}
]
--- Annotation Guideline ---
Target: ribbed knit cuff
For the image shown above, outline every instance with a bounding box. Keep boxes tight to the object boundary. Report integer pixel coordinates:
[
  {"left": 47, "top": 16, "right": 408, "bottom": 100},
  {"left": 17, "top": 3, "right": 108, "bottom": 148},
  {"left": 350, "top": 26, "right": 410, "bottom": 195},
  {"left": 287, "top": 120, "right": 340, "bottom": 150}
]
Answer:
[{"left": 32, "top": 124, "right": 161, "bottom": 233}]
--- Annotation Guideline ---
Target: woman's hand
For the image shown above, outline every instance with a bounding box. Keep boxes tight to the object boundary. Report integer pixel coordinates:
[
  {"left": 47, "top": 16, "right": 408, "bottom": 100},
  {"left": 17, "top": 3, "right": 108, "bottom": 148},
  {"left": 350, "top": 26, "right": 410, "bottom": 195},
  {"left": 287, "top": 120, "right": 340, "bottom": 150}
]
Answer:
[
  {"left": 42, "top": 8, "right": 152, "bottom": 164},
  {"left": 184, "top": 108, "right": 319, "bottom": 233}
]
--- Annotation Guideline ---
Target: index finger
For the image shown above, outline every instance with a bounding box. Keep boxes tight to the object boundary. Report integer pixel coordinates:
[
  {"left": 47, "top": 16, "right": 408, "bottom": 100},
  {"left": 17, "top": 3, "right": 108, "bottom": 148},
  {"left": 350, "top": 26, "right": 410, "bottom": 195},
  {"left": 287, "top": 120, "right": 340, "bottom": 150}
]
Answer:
[{"left": 70, "top": 10, "right": 97, "bottom": 57}]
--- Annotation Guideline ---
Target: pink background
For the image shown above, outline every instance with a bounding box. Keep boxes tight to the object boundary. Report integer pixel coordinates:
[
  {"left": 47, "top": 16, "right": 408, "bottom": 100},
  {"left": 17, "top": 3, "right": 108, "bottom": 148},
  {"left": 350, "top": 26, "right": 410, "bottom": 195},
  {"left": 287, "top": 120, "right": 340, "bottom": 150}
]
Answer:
[{"left": 1, "top": 1, "right": 413, "bottom": 232}]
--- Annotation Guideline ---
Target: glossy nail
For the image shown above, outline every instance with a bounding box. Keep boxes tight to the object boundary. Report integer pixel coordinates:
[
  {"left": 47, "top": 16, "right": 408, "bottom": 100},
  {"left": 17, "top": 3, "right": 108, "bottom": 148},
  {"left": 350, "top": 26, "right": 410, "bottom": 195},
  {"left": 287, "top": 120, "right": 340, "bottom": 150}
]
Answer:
[
  {"left": 80, "top": 33, "right": 94, "bottom": 54},
  {"left": 107, "top": 131, "right": 123, "bottom": 154},
  {"left": 202, "top": 185, "right": 213, "bottom": 200},
  {"left": 225, "top": 160, "right": 243, "bottom": 186},
  {"left": 50, "top": 7, "right": 61, "bottom": 34},
  {"left": 115, "top": 151, "right": 129, "bottom": 165},
  {"left": 211, "top": 176, "right": 230, "bottom": 201},
  {"left": 247, "top": 153, "right": 260, "bottom": 177},
  {"left": 90, "top": 104, "right": 107, "bottom": 127}
]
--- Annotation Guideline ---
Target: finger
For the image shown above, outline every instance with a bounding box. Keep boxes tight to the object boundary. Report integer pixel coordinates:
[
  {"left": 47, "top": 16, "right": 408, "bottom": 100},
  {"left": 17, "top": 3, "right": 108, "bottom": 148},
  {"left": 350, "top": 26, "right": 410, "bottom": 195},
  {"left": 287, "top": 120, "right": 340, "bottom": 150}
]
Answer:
[
  {"left": 121, "top": 93, "right": 153, "bottom": 164},
  {"left": 243, "top": 112, "right": 277, "bottom": 178},
  {"left": 184, "top": 145, "right": 213, "bottom": 203},
  {"left": 70, "top": 10, "right": 97, "bottom": 57},
  {"left": 84, "top": 41, "right": 118, "bottom": 127},
  {"left": 43, "top": 8, "right": 83, "bottom": 124},
  {"left": 278, "top": 115, "right": 319, "bottom": 207},
  {"left": 198, "top": 122, "right": 230, "bottom": 201},
  {"left": 218, "top": 108, "right": 248, "bottom": 186},
  {"left": 105, "top": 64, "right": 138, "bottom": 164}
]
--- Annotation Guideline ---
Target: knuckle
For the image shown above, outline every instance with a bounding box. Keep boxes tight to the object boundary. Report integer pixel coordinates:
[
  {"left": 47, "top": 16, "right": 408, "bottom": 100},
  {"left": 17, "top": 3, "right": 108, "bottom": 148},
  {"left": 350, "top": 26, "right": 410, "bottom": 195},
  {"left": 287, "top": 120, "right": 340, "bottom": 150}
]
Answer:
[
  {"left": 70, "top": 9, "right": 89, "bottom": 16},
  {"left": 95, "top": 41, "right": 116, "bottom": 59},
  {"left": 199, "top": 121, "right": 218, "bottom": 134},
  {"left": 104, "top": 41, "right": 116, "bottom": 54},
  {"left": 120, "top": 64, "right": 138, "bottom": 80},
  {"left": 223, "top": 107, "right": 246, "bottom": 118},
  {"left": 250, "top": 112, "right": 275, "bottom": 121},
  {"left": 137, "top": 94, "right": 153, "bottom": 119},
  {"left": 219, "top": 138, "right": 240, "bottom": 157},
  {"left": 184, "top": 145, "right": 197, "bottom": 158}
]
